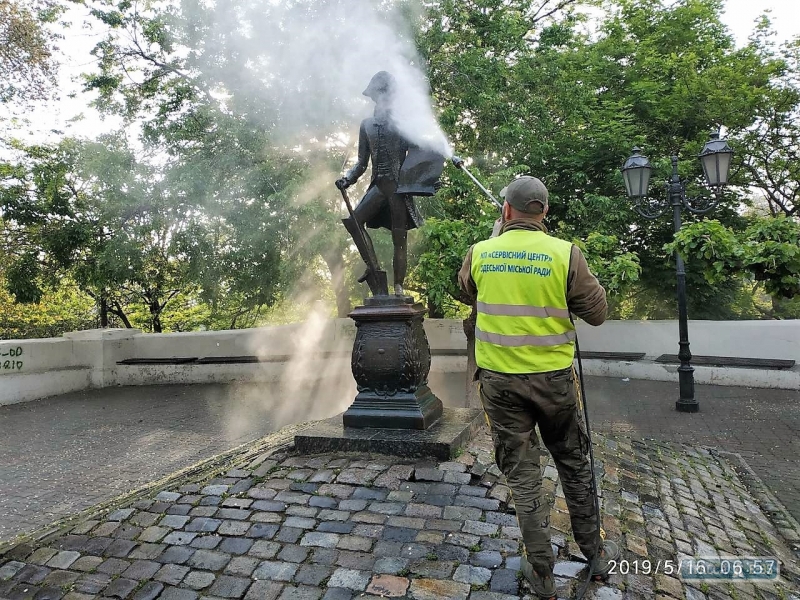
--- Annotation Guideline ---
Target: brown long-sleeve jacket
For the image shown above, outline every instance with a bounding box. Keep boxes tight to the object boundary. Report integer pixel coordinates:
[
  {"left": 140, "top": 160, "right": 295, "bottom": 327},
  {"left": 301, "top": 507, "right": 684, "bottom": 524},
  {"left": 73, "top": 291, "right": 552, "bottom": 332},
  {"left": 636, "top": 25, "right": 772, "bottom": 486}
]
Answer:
[{"left": 458, "top": 219, "right": 607, "bottom": 326}]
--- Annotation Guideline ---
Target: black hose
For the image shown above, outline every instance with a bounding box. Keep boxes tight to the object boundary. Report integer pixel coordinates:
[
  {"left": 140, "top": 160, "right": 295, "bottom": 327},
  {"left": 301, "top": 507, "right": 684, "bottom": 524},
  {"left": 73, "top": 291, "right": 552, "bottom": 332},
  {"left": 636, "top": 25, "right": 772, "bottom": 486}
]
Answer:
[{"left": 572, "top": 327, "right": 603, "bottom": 600}]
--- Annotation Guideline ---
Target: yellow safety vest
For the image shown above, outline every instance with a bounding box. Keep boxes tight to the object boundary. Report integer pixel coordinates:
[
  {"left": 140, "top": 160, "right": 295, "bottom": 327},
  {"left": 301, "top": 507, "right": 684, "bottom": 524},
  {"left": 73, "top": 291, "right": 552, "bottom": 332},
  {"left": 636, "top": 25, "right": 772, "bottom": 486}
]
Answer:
[{"left": 471, "top": 229, "right": 575, "bottom": 374}]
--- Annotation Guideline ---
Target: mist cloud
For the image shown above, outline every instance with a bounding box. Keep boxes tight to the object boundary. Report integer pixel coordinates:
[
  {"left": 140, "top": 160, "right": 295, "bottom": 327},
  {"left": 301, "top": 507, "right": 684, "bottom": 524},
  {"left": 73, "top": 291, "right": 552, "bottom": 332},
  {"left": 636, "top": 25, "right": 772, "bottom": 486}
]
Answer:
[{"left": 194, "top": 0, "right": 451, "bottom": 156}]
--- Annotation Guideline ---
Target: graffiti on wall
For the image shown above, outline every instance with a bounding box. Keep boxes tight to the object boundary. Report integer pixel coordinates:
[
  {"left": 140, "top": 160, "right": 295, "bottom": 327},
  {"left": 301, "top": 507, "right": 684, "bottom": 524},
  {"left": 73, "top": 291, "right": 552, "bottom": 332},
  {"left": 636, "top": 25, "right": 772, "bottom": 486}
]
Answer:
[{"left": 1, "top": 346, "right": 23, "bottom": 371}]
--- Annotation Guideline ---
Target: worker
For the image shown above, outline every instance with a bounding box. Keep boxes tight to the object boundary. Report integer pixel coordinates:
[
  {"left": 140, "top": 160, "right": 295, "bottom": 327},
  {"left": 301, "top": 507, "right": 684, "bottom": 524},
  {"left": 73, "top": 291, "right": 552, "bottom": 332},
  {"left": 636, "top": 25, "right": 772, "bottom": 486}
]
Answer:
[{"left": 458, "top": 176, "right": 620, "bottom": 600}]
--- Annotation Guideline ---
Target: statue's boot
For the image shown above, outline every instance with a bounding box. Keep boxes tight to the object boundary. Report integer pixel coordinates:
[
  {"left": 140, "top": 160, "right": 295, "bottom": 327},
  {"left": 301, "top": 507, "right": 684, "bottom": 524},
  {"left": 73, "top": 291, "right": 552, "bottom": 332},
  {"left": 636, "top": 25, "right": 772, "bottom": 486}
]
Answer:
[{"left": 343, "top": 217, "right": 388, "bottom": 295}]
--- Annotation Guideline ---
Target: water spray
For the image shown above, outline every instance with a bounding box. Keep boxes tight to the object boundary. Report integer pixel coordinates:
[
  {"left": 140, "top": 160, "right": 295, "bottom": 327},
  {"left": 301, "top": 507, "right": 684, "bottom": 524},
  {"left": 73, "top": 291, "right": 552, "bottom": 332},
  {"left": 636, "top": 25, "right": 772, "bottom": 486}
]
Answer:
[{"left": 451, "top": 155, "right": 503, "bottom": 210}]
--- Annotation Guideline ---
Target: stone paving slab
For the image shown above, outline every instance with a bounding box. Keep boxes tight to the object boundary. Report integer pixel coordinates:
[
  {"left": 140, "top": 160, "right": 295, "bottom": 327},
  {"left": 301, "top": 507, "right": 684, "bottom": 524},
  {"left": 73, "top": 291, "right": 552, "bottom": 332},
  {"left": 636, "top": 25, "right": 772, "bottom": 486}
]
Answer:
[
  {"left": 582, "top": 377, "right": 800, "bottom": 525},
  {"left": 2, "top": 423, "right": 799, "bottom": 600},
  {"left": 445, "top": 372, "right": 800, "bottom": 526}
]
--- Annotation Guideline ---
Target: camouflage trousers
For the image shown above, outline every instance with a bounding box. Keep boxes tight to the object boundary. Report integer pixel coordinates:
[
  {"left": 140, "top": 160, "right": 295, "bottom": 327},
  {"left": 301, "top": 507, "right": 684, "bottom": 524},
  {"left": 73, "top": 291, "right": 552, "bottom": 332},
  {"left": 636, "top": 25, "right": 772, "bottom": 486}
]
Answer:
[{"left": 478, "top": 367, "right": 600, "bottom": 578}]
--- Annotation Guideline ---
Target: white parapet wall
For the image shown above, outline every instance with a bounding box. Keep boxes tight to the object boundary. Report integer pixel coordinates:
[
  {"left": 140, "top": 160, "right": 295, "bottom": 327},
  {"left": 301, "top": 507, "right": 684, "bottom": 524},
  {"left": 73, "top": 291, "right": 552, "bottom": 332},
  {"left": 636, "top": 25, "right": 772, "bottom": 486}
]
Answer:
[
  {"left": 573, "top": 319, "right": 800, "bottom": 391},
  {"left": 424, "top": 319, "right": 800, "bottom": 390},
  {"left": 0, "top": 337, "right": 90, "bottom": 405},
  {"left": 572, "top": 319, "right": 800, "bottom": 362},
  {"left": 1, "top": 318, "right": 798, "bottom": 406}
]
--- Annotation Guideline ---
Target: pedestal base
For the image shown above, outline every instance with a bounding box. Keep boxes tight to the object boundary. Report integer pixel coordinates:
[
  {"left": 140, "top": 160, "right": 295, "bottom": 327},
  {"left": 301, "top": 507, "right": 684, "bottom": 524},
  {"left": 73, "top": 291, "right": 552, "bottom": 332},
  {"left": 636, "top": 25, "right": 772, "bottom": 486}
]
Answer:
[
  {"left": 344, "top": 295, "right": 443, "bottom": 430},
  {"left": 676, "top": 399, "right": 700, "bottom": 413},
  {"left": 343, "top": 385, "right": 443, "bottom": 429},
  {"left": 295, "top": 408, "right": 484, "bottom": 460}
]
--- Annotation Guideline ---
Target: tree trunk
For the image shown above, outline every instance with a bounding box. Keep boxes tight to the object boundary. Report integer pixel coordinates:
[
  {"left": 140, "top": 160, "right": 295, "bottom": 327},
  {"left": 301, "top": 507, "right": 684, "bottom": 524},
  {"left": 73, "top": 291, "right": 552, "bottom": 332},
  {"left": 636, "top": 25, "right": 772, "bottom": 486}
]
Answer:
[
  {"left": 463, "top": 305, "right": 481, "bottom": 408},
  {"left": 322, "top": 251, "right": 352, "bottom": 317},
  {"left": 771, "top": 295, "right": 783, "bottom": 319},
  {"left": 151, "top": 304, "right": 163, "bottom": 333},
  {"left": 100, "top": 295, "right": 109, "bottom": 328},
  {"left": 110, "top": 302, "right": 133, "bottom": 328},
  {"left": 427, "top": 295, "right": 445, "bottom": 319}
]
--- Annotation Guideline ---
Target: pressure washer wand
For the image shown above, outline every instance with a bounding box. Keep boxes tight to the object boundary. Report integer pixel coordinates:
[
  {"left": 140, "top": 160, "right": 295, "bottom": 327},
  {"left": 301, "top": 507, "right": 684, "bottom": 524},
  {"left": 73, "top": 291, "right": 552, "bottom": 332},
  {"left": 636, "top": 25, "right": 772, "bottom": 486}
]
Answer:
[{"left": 451, "top": 156, "right": 503, "bottom": 210}]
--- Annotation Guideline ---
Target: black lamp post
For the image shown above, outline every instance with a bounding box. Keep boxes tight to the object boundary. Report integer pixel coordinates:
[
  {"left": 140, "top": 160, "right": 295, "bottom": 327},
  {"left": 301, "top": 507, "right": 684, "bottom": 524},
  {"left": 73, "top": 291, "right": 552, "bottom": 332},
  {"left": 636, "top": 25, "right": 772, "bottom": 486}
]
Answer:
[{"left": 621, "top": 132, "right": 734, "bottom": 413}]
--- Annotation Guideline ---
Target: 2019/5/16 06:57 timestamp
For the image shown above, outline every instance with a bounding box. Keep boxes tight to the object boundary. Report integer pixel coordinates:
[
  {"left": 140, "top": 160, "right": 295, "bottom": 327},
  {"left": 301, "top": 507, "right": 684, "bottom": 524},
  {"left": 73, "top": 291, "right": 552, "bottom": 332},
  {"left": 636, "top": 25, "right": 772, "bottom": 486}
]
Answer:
[{"left": 607, "top": 558, "right": 780, "bottom": 580}]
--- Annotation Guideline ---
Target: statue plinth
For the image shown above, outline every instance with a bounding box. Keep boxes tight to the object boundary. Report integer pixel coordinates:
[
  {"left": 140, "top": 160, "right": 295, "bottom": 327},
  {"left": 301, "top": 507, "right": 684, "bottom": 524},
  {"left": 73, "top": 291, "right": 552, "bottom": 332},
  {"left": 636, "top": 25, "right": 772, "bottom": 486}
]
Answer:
[{"left": 344, "top": 295, "right": 443, "bottom": 430}]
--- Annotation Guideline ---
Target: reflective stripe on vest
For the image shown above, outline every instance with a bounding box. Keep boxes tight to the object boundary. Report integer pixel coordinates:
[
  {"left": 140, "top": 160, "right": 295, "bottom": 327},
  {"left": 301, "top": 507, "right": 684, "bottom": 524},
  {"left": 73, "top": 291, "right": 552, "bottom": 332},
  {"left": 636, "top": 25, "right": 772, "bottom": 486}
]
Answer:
[
  {"left": 476, "top": 301, "right": 571, "bottom": 319},
  {"left": 471, "top": 229, "right": 575, "bottom": 374},
  {"left": 475, "top": 327, "right": 576, "bottom": 347}
]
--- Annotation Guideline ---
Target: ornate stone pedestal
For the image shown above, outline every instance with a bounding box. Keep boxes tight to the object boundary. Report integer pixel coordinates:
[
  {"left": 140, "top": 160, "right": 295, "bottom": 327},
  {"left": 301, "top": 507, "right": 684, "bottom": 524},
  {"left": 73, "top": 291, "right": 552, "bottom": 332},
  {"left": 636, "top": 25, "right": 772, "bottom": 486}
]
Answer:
[{"left": 343, "top": 296, "right": 443, "bottom": 430}]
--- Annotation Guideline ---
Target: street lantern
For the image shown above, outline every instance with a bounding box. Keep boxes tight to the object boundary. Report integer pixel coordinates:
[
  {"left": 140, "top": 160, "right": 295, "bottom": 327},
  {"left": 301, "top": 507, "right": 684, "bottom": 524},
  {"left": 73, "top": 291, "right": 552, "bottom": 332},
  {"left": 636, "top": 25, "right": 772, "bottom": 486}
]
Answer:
[
  {"left": 699, "top": 132, "right": 734, "bottom": 187},
  {"left": 621, "top": 147, "right": 652, "bottom": 198},
  {"left": 620, "top": 131, "right": 733, "bottom": 413}
]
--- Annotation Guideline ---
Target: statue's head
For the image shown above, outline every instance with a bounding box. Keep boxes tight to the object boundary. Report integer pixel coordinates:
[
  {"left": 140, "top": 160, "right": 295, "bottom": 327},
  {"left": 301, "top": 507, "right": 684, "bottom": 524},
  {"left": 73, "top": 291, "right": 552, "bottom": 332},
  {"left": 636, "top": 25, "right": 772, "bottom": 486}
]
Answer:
[{"left": 363, "top": 71, "right": 396, "bottom": 102}]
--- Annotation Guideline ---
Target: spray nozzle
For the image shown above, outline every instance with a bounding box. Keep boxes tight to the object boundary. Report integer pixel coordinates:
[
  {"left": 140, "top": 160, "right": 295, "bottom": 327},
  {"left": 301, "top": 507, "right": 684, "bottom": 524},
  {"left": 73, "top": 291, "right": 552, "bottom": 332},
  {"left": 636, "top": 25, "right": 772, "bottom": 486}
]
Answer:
[{"left": 450, "top": 154, "right": 502, "bottom": 210}]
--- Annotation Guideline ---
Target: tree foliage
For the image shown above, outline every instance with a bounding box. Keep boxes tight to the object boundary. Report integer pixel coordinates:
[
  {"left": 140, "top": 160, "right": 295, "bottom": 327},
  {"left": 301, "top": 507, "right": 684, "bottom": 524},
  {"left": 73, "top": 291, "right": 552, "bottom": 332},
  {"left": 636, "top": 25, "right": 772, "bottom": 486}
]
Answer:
[
  {"left": 414, "top": 0, "right": 799, "bottom": 318},
  {"left": 80, "top": 0, "right": 362, "bottom": 318},
  {"left": 0, "top": 275, "right": 96, "bottom": 339},
  {"left": 2, "top": 0, "right": 800, "bottom": 337},
  {"left": 668, "top": 216, "right": 800, "bottom": 301},
  {"left": 0, "top": 0, "right": 67, "bottom": 103},
  {"left": 734, "top": 32, "right": 800, "bottom": 219},
  {"left": 0, "top": 131, "right": 331, "bottom": 332},
  {"left": 2, "top": 136, "right": 185, "bottom": 331}
]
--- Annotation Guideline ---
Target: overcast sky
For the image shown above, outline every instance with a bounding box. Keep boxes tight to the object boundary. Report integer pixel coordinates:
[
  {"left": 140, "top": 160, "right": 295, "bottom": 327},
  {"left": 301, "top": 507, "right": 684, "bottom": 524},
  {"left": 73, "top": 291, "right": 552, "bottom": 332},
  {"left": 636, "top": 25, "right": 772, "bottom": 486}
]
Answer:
[{"left": 8, "top": 0, "right": 800, "bottom": 145}]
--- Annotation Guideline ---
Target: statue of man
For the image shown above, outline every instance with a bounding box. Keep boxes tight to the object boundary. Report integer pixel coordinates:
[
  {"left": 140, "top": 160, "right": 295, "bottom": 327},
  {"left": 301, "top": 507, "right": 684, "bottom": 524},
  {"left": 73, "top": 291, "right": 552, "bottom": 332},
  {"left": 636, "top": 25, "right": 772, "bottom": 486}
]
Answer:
[{"left": 336, "top": 71, "right": 441, "bottom": 297}]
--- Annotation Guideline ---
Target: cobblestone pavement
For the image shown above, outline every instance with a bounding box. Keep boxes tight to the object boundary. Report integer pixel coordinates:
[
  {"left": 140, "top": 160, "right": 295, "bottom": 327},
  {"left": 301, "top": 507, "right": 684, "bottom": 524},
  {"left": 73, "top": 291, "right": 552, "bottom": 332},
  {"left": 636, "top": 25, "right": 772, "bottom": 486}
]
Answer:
[
  {"left": 0, "top": 381, "right": 358, "bottom": 544},
  {"left": 2, "top": 374, "right": 798, "bottom": 553},
  {"left": 2, "top": 426, "right": 799, "bottom": 600},
  {"left": 571, "top": 376, "right": 800, "bottom": 526},
  {"left": 440, "top": 373, "right": 800, "bottom": 525}
]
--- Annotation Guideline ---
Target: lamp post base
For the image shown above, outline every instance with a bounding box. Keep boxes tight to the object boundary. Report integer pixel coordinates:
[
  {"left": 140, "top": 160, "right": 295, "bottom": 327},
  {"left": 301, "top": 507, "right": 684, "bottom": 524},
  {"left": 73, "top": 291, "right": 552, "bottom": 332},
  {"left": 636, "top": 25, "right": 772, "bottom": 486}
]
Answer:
[
  {"left": 676, "top": 362, "right": 696, "bottom": 413},
  {"left": 675, "top": 399, "right": 700, "bottom": 413}
]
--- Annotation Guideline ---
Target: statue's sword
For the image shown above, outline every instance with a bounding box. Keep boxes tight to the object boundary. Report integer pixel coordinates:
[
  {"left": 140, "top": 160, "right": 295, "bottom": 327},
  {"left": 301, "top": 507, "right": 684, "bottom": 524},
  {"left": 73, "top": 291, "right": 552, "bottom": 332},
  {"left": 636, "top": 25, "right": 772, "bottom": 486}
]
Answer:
[{"left": 338, "top": 187, "right": 382, "bottom": 277}]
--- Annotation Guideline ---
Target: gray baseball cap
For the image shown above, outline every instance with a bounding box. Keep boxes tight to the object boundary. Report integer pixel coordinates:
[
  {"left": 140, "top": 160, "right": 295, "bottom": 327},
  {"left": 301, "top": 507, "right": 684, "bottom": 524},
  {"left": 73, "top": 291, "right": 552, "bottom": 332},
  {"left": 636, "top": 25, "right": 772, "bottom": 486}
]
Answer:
[{"left": 500, "top": 176, "right": 549, "bottom": 214}]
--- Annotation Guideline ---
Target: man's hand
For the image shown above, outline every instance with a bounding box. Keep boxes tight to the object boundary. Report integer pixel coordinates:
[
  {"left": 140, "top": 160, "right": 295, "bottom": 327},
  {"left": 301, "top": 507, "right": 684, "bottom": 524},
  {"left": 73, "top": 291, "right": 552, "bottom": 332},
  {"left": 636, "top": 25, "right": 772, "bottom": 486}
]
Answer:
[
  {"left": 335, "top": 178, "right": 350, "bottom": 191},
  {"left": 491, "top": 217, "right": 503, "bottom": 238}
]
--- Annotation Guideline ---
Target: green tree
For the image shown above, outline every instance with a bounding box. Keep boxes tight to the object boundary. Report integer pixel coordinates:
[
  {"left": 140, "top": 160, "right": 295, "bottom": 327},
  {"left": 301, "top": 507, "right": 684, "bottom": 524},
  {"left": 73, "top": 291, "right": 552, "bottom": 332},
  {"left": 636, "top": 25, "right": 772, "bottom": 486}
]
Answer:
[
  {"left": 79, "top": 0, "right": 362, "bottom": 319},
  {"left": 6, "top": 0, "right": 796, "bottom": 333},
  {"left": 1, "top": 135, "right": 209, "bottom": 332},
  {"left": 415, "top": 0, "right": 795, "bottom": 318},
  {"left": 0, "top": 214, "right": 97, "bottom": 339},
  {"left": 734, "top": 29, "right": 800, "bottom": 219},
  {"left": 0, "top": 0, "right": 67, "bottom": 104},
  {"left": 667, "top": 216, "right": 800, "bottom": 317},
  {"left": 0, "top": 276, "right": 96, "bottom": 339}
]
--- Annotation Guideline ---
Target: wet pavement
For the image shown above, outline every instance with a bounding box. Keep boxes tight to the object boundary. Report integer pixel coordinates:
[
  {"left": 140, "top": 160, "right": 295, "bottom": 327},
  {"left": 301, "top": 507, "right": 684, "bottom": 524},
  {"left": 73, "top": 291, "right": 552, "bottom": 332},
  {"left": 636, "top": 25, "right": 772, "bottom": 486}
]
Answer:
[
  {"left": 1, "top": 373, "right": 798, "bottom": 549},
  {"left": 1, "top": 427, "right": 798, "bottom": 600}
]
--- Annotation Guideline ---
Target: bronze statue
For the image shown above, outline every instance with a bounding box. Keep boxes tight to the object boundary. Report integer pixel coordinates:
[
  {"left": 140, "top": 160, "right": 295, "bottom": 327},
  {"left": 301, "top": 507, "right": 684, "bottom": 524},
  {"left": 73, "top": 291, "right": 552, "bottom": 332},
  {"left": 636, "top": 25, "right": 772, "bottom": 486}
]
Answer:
[{"left": 336, "top": 71, "right": 444, "bottom": 296}]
